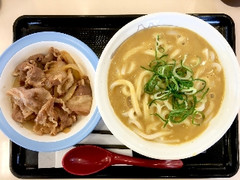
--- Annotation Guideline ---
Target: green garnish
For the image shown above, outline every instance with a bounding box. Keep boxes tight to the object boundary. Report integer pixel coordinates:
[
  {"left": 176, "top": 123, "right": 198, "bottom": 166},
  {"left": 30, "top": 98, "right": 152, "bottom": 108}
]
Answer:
[{"left": 142, "top": 35, "right": 209, "bottom": 127}]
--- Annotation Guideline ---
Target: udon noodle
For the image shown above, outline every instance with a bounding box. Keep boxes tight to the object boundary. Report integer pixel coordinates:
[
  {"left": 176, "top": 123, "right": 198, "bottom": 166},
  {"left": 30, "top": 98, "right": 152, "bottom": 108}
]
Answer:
[{"left": 108, "top": 26, "right": 224, "bottom": 144}]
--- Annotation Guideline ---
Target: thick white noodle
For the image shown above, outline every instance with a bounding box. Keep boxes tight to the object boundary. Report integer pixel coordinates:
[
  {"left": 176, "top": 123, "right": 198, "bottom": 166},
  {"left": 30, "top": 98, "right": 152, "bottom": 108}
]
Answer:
[
  {"left": 127, "top": 62, "right": 136, "bottom": 74},
  {"left": 180, "top": 118, "right": 191, "bottom": 126},
  {"left": 202, "top": 48, "right": 209, "bottom": 60},
  {"left": 121, "top": 86, "right": 131, "bottom": 96},
  {"left": 133, "top": 127, "right": 172, "bottom": 140},
  {"left": 142, "top": 94, "right": 151, "bottom": 121},
  {"left": 121, "top": 62, "right": 136, "bottom": 75},
  {"left": 146, "top": 121, "right": 161, "bottom": 134},
  {"left": 120, "top": 64, "right": 126, "bottom": 75},
  {"left": 163, "top": 100, "right": 173, "bottom": 111},
  {"left": 176, "top": 35, "right": 187, "bottom": 45},
  {"left": 212, "top": 62, "right": 222, "bottom": 72},
  {"left": 110, "top": 79, "right": 142, "bottom": 116},
  {"left": 123, "top": 46, "right": 142, "bottom": 61},
  {"left": 194, "top": 66, "right": 205, "bottom": 79},
  {"left": 204, "top": 101, "right": 214, "bottom": 118},
  {"left": 144, "top": 49, "right": 155, "bottom": 56},
  {"left": 136, "top": 71, "right": 152, "bottom": 101},
  {"left": 209, "top": 51, "right": 216, "bottom": 61},
  {"left": 122, "top": 108, "right": 143, "bottom": 130},
  {"left": 195, "top": 98, "right": 207, "bottom": 111},
  {"left": 158, "top": 138, "right": 181, "bottom": 144},
  {"left": 170, "top": 48, "right": 181, "bottom": 59}
]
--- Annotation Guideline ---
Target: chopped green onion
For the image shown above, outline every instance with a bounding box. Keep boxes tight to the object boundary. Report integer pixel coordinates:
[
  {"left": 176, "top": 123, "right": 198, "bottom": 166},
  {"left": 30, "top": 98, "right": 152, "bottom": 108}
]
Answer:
[{"left": 141, "top": 35, "right": 208, "bottom": 127}]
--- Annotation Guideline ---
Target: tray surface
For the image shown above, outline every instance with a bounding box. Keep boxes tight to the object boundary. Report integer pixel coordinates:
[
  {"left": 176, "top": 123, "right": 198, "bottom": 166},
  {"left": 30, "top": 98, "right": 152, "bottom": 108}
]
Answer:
[{"left": 10, "top": 14, "right": 239, "bottom": 178}]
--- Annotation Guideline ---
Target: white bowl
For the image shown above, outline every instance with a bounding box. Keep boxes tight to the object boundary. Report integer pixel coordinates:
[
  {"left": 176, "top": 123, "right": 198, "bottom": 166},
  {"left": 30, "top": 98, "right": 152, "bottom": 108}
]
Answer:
[
  {"left": 0, "top": 32, "right": 101, "bottom": 152},
  {"left": 95, "top": 12, "right": 240, "bottom": 159}
]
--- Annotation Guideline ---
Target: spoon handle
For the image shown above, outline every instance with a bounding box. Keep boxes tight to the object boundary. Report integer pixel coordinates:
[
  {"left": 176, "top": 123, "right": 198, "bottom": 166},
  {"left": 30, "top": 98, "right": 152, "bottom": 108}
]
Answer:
[{"left": 112, "top": 153, "right": 183, "bottom": 169}]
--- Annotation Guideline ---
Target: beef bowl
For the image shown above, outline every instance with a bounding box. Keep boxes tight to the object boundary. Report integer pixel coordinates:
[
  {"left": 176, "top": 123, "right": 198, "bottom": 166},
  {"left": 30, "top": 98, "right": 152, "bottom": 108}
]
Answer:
[
  {"left": 0, "top": 32, "right": 100, "bottom": 152},
  {"left": 95, "top": 12, "right": 240, "bottom": 159}
]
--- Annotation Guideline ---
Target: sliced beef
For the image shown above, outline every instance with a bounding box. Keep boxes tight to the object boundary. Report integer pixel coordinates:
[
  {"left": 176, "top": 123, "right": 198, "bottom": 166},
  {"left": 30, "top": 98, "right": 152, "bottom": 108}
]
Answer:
[
  {"left": 33, "top": 98, "right": 76, "bottom": 135},
  {"left": 13, "top": 59, "right": 45, "bottom": 87},
  {"left": 7, "top": 47, "right": 93, "bottom": 136},
  {"left": 56, "top": 69, "right": 75, "bottom": 96},
  {"left": 25, "top": 65, "right": 46, "bottom": 87},
  {"left": 44, "top": 60, "right": 67, "bottom": 89},
  {"left": 7, "top": 87, "right": 52, "bottom": 121},
  {"left": 42, "top": 47, "right": 60, "bottom": 64},
  {"left": 66, "top": 77, "right": 92, "bottom": 115}
]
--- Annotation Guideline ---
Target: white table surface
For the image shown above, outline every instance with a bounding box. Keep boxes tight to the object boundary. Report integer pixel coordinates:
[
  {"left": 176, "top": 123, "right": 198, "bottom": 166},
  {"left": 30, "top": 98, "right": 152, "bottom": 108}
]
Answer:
[{"left": 0, "top": 0, "right": 240, "bottom": 179}]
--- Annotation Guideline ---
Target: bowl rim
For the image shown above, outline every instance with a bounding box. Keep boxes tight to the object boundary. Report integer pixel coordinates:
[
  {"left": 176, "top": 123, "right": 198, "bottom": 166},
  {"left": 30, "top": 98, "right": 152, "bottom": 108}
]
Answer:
[
  {"left": 0, "top": 31, "right": 101, "bottom": 152},
  {"left": 95, "top": 12, "right": 240, "bottom": 159}
]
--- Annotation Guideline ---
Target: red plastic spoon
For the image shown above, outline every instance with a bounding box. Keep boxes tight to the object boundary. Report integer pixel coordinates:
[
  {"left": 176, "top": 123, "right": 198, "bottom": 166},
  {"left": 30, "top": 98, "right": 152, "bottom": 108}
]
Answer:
[{"left": 62, "top": 145, "right": 183, "bottom": 176}]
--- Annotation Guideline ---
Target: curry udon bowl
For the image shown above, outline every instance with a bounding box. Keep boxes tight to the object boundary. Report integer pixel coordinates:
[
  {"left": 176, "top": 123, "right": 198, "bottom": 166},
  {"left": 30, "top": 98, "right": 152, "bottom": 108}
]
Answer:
[
  {"left": 95, "top": 12, "right": 240, "bottom": 159},
  {"left": 0, "top": 32, "right": 100, "bottom": 152}
]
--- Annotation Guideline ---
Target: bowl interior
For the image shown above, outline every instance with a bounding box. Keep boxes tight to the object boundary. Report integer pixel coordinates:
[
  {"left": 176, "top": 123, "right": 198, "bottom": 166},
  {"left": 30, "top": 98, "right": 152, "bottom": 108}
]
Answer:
[
  {"left": 0, "top": 41, "right": 97, "bottom": 143},
  {"left": 95, "top": 12, "right": 240, "bottom": 159}
]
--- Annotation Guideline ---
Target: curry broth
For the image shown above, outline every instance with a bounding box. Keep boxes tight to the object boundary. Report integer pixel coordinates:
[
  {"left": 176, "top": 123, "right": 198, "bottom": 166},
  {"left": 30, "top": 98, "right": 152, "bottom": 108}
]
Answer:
[{"left": 108, "top": 26, "right": 224, "bottom": 144}]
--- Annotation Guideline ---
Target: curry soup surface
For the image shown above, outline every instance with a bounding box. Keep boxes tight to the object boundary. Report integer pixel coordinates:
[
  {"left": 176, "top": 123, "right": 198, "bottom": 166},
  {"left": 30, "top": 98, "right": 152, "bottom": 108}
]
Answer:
[{"left": 108, "top": 26, "right": 224, "bottom": 144}]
